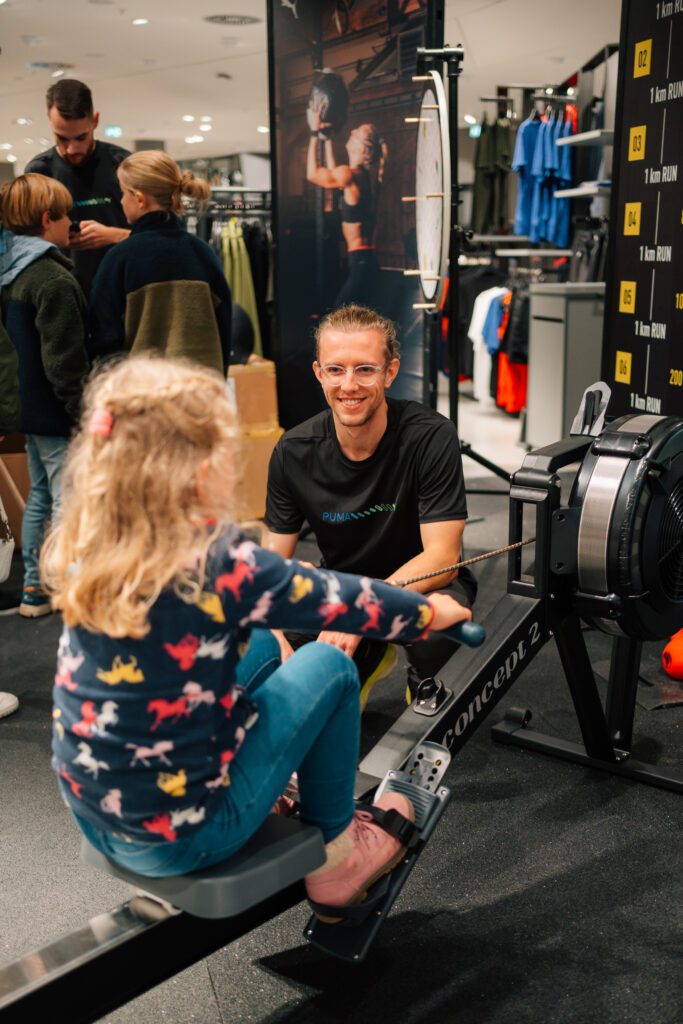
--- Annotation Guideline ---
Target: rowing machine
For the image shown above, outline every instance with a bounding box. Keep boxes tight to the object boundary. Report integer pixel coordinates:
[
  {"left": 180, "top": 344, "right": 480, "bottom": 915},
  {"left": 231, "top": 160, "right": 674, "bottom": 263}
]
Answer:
[
  {"left": 358, "top": 384, "right": 683, "bottom": 798},
  {"left": 1, "top": 383, "right": 680, "bottom": 1020}
]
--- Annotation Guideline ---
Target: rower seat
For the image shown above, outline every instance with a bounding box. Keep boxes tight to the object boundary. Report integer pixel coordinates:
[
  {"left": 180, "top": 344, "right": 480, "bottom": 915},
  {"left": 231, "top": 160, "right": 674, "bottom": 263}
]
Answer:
[{"left": 81, "top": 815, "right": 325, "bottom": 919}]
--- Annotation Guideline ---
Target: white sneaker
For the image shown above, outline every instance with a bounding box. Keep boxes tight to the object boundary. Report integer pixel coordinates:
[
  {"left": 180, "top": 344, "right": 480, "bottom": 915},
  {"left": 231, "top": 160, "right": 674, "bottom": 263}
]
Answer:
[{"left": 0, "top": 692, "right": 19, "bottom": 719}]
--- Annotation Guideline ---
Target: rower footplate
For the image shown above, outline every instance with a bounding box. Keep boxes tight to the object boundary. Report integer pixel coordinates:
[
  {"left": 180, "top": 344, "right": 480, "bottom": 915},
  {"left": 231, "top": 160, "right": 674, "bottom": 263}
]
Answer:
[{"left": 304, "top": 742, "right": 452, "bottom": 962}]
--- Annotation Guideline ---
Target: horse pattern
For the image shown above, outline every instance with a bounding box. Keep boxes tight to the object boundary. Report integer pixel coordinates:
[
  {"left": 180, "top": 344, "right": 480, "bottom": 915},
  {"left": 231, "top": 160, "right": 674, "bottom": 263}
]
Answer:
[{"left": 52, "top": 527, "right": 433, "bottom": 843}]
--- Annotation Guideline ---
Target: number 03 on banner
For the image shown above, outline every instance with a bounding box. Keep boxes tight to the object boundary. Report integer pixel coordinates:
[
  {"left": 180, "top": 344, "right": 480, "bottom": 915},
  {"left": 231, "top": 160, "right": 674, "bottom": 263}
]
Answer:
[{"left": 628, "top": 125, "right": 646, "bottom": 161}]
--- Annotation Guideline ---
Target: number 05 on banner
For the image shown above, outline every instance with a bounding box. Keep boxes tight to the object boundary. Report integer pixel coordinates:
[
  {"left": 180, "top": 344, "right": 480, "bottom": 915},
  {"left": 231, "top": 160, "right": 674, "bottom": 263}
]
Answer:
[{"left": 620, "top": 281, "right": 637, "bottom": 314}]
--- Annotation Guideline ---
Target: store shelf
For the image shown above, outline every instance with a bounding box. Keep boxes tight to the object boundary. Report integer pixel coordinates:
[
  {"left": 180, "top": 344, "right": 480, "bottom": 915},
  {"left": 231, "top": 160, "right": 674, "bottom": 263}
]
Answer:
[
  {"left": 556, "top": 129, "right": 614, "bottom": 147},
  {"left": 554, "top": 185, "right": 611, "bottom": 199}
]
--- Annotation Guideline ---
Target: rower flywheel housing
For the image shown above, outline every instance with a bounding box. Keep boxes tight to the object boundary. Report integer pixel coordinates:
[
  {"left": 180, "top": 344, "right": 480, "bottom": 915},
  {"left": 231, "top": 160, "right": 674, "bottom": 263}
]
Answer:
[{"left": 569, "top": 414, "right": 683, "bottom": 640}]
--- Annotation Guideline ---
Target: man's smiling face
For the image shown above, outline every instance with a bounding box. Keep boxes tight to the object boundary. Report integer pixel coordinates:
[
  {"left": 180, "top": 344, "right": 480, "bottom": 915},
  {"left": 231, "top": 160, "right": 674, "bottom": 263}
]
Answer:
[{"left": 314, "top": 327, "right": 399, "bottom": 431}]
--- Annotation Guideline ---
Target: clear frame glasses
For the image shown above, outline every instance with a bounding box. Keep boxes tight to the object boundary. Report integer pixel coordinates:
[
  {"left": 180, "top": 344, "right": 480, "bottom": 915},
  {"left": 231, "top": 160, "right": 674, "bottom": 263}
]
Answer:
[{"left": 318, "top": 363, "right": 388, "bottom": 386}]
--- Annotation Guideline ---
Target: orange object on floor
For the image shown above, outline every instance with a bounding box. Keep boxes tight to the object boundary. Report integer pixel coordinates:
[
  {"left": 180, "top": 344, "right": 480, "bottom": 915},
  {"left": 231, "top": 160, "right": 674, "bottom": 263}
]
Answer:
[{"left": 662, "top": 629, "right": 683, "bottom": 681}]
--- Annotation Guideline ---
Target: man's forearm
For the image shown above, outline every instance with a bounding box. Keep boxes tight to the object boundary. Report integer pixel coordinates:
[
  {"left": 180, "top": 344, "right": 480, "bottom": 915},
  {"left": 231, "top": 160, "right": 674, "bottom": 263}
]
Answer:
[{"left": 386, "top": 548, "right": 460, "bottom": 593}]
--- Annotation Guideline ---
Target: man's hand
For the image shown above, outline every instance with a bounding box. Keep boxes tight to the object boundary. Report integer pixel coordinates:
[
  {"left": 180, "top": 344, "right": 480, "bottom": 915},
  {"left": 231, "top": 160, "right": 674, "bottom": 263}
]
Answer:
[
  {"left": 427, "top": 593, "right": 472, "bottom": 633},
  {"left": 316, "top": 631, "right": 361, "bottom": 658},
  {"left": 272, "top": 630, "right": 295, "bottom": 663},
  {"left": 69, "top": 221, "right": 130, "bottom": 250}
]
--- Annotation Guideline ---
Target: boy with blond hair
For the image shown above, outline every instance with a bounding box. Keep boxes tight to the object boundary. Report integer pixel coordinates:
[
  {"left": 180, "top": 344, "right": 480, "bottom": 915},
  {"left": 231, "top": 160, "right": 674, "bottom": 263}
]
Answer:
[{"left": 0, "top": 173, "right": 89, "bottom": 617}]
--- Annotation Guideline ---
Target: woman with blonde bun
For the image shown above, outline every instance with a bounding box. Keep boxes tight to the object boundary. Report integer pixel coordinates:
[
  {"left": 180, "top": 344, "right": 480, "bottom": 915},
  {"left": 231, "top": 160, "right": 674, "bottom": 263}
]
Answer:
[{"left": 88, "top": 151, "right": 231, "bottom": 373}]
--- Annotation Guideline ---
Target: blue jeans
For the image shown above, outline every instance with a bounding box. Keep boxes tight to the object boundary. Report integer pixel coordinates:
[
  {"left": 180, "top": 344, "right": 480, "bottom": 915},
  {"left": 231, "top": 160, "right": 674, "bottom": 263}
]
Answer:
[
  {"left": 75, "top": 632, "right": 361, "bottom": 876},
  {"left": 23, "top": 434, "right": 70, "bottom": 589}
]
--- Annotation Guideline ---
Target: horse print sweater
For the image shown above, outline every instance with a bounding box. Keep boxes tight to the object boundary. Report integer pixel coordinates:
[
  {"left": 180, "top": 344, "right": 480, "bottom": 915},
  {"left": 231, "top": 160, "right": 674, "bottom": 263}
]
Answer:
[{"left": 52, "top": 527, "right": 434, "bottom": 843}]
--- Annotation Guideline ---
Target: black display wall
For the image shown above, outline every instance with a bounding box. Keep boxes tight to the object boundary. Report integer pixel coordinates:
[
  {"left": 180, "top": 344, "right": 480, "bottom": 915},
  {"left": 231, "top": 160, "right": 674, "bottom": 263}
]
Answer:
[
  {"left": 602, "top": 0, "right": 683, "bottom": 417},
  {"left": 267, "top": 0, "right": 445, "bottom": 429}
]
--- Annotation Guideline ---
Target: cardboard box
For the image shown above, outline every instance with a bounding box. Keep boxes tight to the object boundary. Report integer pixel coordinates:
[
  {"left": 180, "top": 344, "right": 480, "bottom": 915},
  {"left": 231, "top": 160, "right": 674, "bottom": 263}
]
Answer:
[
  {"left": 233, "top": 425, "right": 283, "bottom": 522},
  {"left": 0, "top": 452, "right": 29, "bottom": 548},
  {"left": 227, "top": 359, "right": 279, "bottom": 429}
]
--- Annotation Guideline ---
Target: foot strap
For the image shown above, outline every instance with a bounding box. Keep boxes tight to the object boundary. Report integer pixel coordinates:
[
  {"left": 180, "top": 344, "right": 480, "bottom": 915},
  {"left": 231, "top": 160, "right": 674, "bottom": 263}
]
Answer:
[
  {"left": 356, "top": 804, "right": 421, "bottom": 849},
  {"left": 308, "top": 872, "right": 392, "bottom": 926}
]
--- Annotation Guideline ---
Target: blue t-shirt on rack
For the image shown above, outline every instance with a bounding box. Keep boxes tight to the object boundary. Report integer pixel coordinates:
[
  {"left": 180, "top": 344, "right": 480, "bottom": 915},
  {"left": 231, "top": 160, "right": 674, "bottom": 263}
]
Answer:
[
  {"left": 482, "top": 293, "right": 505, "bottom": 354},
  {"left": 554, "top": 116, "right": 574, "bottom": 247},
  {"left": 529, "top": 118, "right": 550, "bottom": 243},
  {"left": 512, "top": 117, "right": 542, "bottom": 236}
]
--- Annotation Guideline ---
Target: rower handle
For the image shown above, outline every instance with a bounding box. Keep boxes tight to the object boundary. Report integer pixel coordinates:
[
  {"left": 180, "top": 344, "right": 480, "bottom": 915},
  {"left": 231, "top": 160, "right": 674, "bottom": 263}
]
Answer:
[{"left": 440, "top": 621, "right": 485, "bottom": 647}]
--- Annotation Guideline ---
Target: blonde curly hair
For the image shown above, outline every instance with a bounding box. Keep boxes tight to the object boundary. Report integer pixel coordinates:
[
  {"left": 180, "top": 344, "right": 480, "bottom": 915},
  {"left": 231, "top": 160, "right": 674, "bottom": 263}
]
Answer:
[{"left": 41, "top": 356, "right": 238, "bottom": 638}]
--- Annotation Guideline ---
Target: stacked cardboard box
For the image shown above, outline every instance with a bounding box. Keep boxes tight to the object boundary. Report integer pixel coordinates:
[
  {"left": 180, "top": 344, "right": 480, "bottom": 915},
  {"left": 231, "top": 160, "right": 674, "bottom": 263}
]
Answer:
[
  {"left": 228, "top": 358, "right": 282, "bottom": 521},
  {"left": 0, "top": 439, "right": 28, "bottom": 548}
]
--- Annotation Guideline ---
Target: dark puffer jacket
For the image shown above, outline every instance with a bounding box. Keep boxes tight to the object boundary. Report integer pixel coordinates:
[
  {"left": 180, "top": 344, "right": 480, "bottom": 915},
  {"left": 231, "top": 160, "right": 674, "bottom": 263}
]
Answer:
[{"left": 0, "top": 231, "right": 89, "bottom": 436}]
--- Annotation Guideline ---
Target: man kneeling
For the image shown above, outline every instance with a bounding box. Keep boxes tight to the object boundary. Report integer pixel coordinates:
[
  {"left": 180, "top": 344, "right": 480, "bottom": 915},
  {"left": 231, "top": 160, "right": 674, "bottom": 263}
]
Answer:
[{"left": 264, "top": 304, "right": 476, "bottom": 706}]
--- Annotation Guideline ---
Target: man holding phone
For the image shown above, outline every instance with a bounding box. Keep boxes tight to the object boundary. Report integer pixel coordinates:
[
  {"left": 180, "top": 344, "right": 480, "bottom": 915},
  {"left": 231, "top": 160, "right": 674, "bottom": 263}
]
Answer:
[{"left": 26, "top": 79, "right": 130, "bottom": 295}]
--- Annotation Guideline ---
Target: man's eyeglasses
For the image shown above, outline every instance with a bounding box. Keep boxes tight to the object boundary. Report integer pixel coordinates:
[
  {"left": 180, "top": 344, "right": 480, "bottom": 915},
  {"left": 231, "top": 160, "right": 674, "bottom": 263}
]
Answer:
[{"left": 318, "top": 363, "right": 388, "bottom": 386}]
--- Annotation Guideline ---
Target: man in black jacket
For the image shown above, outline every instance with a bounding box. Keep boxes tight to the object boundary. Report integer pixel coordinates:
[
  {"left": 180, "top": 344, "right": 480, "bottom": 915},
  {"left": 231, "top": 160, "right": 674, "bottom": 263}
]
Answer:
[{"left": 26, "top": 79, "right": 130, "bottom": 295}]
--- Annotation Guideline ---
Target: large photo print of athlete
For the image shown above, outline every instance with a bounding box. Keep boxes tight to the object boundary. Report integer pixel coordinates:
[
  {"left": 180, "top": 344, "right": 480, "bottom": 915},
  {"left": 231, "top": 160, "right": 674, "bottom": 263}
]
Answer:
[
  {"left": 266, "top": 3, "right": 474, "bottom": 702},
  {"left": 268, "top": 0, "right": 442, "bottom": 428}
]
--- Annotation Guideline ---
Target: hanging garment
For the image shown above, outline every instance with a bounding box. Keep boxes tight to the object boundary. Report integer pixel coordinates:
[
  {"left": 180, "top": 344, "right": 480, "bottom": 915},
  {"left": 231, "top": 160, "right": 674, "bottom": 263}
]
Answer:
[
  {"left": 501, "top": 286, "right": 530, "bottom": 365},
  {"left": 471, "top": 117, "right": 512, "bottom": 233},
  {"left": 471, "top": 116, "right": 494, "bottom": 234},
  {"left": 529, "top": 117, "right": 551, "bottom": 243},
  {"left": 221, "top": 219, "right": 263, "bottom": 357},
  {"left": 492, "top": 118, "right": 512, "bottom": 230},
  {"left": 512, "top": 116, "right": 542, "bottom": 236},
  {"left": 442, "top": 266, "right": 506, "bottom": 378},
  {"left": 468, "top": 285, "right": 508, "bottom": 402},
  {"left": 496, "top": 352, "right": 527, "bottom": 415},
  {"left": 551, "top": 114, "right": 575, "bottom": 247},
  {"left": 242, "top": 220, "right": 272, "bottom": 356},
  {"left": 481, "top": 289, "right": 508, "bottom": 355}
]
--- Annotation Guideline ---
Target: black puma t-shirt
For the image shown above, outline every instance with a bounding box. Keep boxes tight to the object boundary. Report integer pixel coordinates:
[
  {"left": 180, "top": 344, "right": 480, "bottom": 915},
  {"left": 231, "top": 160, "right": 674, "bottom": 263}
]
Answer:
[
  {"left": 26, "top": 140, "right": 130, "bottom": 295},
  {"left": 266, "top": 399, "right": 468, "bottom": 582}
]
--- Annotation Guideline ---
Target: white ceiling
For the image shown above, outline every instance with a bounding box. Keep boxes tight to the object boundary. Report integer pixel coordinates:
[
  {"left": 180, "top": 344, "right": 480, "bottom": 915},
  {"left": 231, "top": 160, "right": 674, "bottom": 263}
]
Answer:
[{"left": 0, "top": 0, "right": 622, "bottom": 172}]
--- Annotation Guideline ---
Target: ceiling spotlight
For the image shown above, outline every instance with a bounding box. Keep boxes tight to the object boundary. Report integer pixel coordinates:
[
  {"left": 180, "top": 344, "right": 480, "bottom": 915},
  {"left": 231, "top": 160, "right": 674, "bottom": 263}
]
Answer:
[
  {"left": 185, "top": 135, "right": 204, "bottom": 144},
  {"left": 199, "top": 123, "right": 212, "bottom": 131},
  {"left": 52, "top": 69, "right": 65, "bottom": 78},
  {"left": 7, "top": 154, "right": 18, "bottom": 163},
  {"left": 463, "top": 114, "right": 477, "bottom": 125},
  {"left": 256, "top": 125, "right": 270, "bottom": 134},
  {"left": 40, "top": 137, "right": 50, "bottom": 146},
  {"left": 200, "top": 116, "right": 213, "bottom": 123},
  {"left": 15, "top": 118, "right": 33, "bottom": 126},
  {"left": 0, "top": 143, "right": 12, "bottom": 150},
  {"left": 24, "top": 137, "right": 33, "bottom": 144},
  {"left": 132, "top": 18, "right": 149, "bottom": 26},
  {"left": 567, "top": 87, "right": 575, "bottom": 96},
  {"left": 182, "top": 115, "right": 195, "bottom": 122},
  {"left": 545, "top": 86, "right": 553, "bottom": 95}
]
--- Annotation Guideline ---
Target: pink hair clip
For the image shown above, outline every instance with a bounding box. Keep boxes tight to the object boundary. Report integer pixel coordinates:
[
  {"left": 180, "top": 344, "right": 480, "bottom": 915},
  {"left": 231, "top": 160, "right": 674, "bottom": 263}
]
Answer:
[{"left": 89, "top": 408, "right": 114, "bottom": 438}]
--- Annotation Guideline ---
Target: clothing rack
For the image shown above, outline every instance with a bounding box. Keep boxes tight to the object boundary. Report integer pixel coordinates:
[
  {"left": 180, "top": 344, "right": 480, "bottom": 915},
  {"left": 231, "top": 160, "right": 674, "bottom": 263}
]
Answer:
[
  {"left": 184, "top": 187, "right": 272, "bottom": 218},
  {"left": 494, "top": 248, "right": 572, "bottom": 258},
  {"left": 531, "top": 93, "right": 576, "bottom": 104}
]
